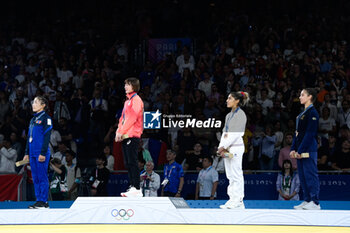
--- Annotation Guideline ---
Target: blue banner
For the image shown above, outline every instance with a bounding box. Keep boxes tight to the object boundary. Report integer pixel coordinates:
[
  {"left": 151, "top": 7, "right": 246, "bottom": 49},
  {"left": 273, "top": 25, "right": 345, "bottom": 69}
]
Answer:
[{"left": 107, "top": 173, "right": 350, "bottom": 200}]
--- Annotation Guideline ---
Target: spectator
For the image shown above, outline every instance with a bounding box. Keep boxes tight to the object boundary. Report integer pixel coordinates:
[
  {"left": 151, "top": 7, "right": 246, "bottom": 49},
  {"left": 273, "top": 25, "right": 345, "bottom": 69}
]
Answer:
[
  {"left": 331, "top": 139, "right": 350, "bottom": 172},
  {"left": 203, "top": 98, "right": 220, "bottom": 119},
  {"left": 176, "top": 46, "right": 195, "bottom": 73},
  {"left": 57, "top": 63, "right": 73, "bottom": 86},
  {"left": 278, "top": 132, "right": 297, "bottom": 170},
  {"left": 195, "top": 156, "right": 219, "bottom": 200},
  {"left": 337, "top": 100, "right": 350, "bottom": 129},
  {"left": 276, "top": 160, "right": 300, "bottom": 201},
  {"left": 140, "top": 161, "right": 160, "bottom": 197},
  {"left": 161, "top": 150, "right": 184, "bottom": 197},
  {"left": 90, "top": 155, "right": 110, "bottom": 196},
  {"left": 319, "top": 106, "right": 336, "bottom": 140},
  {"left": 188, "top": 89, "right": 206, "bottom": 111},
  {"left": 49, "top": 158, "right": 68, "bottom": 200},
  {"left": 10, "top": 132, "right": 23, "bottom": 162},
  {"left": 184, "top": 142, "right": 205, "bottom": 171},
  {"left": 320, "top": 94, "right": 338, "bottom": 120},
  {"left": 317, "top": 136, "right": 331, "bottom": 170},
  {"left": 176, "top": 127, "right": 196, "bottom": 164},
  {"left": 89, "top": 88, "right": 108, "bottom": 145},
  {"left": 265, "top": 100, "right": 289, "bottom": 130},
  {"left": 0, "top": 91, "right": 10, "bottom": 124},
  {"left": 178, "top": 54, "right": 195, "bottom": 75},
  {"left": 256, "top": 89, "right": 273, "bottom": 116},
  {"left": 56, "top": 118, "right": 73, "bottom": 147},
  {"left": 137, "top": 140, "right": 152, "bottom": 170},
  {"left": 65, "top": 150, "right": 81, "bottom": 200},
  {"left": 253, "top": 125, "right": 277, "bottom": 170},
  {"left": 49, "top": 126, "right": 62, "bottom": 155},
  {"left": 198, "top": 71, "right": 213, "bottom": 97},
  {"left": 52, "top": 142, "right": 77, "bottom": 165},
  {"left": 273, "top": 121, "right": 284, "bottom": 167},
  {"left": 104, "top": 145, "right": 115, "bottom": 172},
  {"left": 53, "top": 91, "right": 71, "bottom": 123},
  {"left": 0, "top": 138, "right": 17, "bottom": 173}
]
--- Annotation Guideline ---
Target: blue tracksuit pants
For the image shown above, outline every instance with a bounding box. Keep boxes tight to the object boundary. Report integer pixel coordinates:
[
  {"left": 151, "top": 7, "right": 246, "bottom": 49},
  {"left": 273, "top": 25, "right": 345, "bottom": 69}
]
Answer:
[{"left": 30, "top": 156, "right": 50, "bottom": 202}]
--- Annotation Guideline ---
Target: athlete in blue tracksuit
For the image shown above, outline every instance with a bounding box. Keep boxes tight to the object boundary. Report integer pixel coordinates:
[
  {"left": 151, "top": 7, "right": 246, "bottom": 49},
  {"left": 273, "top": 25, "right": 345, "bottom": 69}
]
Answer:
[
  {"left": 24, "top": 96, "right": 52, "bottom": 209},
  {"left": 290, "top": 88, "right": 321, "bottom": 210}
]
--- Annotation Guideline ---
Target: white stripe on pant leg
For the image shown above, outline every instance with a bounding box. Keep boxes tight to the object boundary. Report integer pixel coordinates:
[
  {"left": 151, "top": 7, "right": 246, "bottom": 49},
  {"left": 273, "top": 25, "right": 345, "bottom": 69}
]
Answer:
[{"left": 224, "top": 146, "right": 245, "bottom": 203}]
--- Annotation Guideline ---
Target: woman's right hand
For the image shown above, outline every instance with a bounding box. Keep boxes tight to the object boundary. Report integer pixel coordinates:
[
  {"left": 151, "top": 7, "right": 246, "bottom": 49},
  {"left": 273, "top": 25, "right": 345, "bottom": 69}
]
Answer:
[
  {"left": 23, "top": 155, "right": 29, "bottom": 161},
  {"left": 217, "top": 147, "right": 225, "bottom": 154},
  {"left": 289, "top": 150, "right": 296, "bottom": 158}
]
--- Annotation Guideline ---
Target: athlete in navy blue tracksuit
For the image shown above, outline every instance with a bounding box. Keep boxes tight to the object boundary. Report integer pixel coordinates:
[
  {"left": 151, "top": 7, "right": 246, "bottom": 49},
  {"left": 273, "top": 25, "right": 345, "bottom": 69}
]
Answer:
[
  {"left": 23, "top": 96, "right": 52, "bottom": 209},
  {"left": 290, "top": 88, "right": 321, "bottom": 210}
]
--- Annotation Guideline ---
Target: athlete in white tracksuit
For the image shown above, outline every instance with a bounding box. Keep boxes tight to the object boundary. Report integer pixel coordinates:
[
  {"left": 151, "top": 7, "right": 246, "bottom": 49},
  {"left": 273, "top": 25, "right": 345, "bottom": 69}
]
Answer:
[{"left": 218, "top": 91, "right": 249, "bottom": 209}]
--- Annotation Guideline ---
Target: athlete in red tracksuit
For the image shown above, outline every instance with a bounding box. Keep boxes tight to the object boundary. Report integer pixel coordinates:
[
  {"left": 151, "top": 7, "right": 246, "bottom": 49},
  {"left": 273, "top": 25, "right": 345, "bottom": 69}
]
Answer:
[{"left": 115, "top": 77, "right": 144, "bottom": 197}]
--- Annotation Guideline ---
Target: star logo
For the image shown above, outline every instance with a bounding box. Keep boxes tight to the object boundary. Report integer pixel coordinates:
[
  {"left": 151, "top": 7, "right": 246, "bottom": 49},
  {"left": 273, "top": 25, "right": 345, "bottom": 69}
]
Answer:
[
  {"left": 150, "top": 110, "right": 161, "bottom": 123},
  {"left": 144, "top": 110, "right": 162, "bottom": 129}
]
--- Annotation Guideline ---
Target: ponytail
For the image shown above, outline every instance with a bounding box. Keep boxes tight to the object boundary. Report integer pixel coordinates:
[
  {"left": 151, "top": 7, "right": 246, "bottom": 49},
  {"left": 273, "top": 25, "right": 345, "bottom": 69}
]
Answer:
[{"left": 230, "top": 91, "right": 250, "bottom": 106}]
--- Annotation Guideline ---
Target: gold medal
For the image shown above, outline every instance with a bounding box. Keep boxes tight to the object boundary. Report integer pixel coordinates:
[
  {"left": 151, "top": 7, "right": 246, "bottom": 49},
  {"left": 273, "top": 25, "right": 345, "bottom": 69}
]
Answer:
[
  {"left": 224, "top": 133, "right": 228, "bottom": 138},
  {"left": 29, "top": 137, "right": 33, "bottom": 143}
]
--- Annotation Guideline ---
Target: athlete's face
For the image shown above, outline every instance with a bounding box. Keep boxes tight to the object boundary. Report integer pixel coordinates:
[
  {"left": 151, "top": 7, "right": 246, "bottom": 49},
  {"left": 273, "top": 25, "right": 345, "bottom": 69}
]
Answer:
[
  {"left": 124, "top": 83, "right": 134, "bottom": 94},
  {"left": 32, "top": 97, "right": 45, "bottom": 113},
  {"left": 299, "top": 90, "right": 312, "bottom": 105},
  {"left": 226, "top": 94, "right": 239, "bottom": 109}
]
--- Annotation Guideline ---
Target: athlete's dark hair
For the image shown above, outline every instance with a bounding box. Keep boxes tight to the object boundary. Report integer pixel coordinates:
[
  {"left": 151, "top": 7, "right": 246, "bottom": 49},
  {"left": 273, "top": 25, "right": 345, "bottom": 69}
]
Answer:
[
  {"left": 303, "top": 88, "right": 318, "bottom": 103},
  {"left": 125, "top": 77, "right": 140, "bottom": 92},
  {"left": 35, "top": 96, "right": 49, "bottom": 111}
]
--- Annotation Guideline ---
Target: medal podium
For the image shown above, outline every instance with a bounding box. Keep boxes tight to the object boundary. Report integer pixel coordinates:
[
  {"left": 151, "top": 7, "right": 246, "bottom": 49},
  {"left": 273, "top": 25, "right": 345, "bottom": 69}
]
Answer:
[{"left": 0, "top": 197, "right": 350, "bottom": 226}]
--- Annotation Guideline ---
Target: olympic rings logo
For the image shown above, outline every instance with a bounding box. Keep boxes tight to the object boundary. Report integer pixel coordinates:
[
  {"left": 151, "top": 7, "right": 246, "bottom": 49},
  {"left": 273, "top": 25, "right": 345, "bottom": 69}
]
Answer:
[{"left": 111, "top": 208, "right": 135, "bottom": 220}]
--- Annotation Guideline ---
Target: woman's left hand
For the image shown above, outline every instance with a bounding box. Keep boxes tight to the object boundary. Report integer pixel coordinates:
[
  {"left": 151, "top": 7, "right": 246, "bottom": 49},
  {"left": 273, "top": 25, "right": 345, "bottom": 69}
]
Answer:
[{"left": 38, "top": 155, "right": 46, "bottom": 162}]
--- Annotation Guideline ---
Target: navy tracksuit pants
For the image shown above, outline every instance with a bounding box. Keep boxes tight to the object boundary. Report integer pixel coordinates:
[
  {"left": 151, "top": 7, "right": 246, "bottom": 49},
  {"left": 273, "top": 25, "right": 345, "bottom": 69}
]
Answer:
[{"left": 297, "top": 152, "right": 320, "bottom": 204}]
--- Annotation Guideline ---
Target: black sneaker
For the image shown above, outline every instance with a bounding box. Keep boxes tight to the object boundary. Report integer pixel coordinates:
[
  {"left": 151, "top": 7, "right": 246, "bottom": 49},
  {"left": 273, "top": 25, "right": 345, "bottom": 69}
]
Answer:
[
  {"left": 28, "top": 201, "right": 49, "bottom": 209},
  {"left": 28, "top": 202, "right": 39, "bottom": 209},
  {"left": 35, "top": 201, "right": 49, "bottom": 209}
]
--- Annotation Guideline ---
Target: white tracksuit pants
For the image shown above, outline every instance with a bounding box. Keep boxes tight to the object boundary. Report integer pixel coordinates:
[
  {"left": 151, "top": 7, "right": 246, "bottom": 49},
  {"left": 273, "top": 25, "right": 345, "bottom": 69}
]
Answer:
[{"left": 224, "top": 145, "right": 245, "bottom": 203}]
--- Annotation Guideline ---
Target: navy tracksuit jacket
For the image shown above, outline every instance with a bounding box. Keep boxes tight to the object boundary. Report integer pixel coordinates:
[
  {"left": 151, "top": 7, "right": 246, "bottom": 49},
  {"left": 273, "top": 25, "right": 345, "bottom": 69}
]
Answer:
[{"left": 291, "top": 105, "right": 320, "bottom": 204}]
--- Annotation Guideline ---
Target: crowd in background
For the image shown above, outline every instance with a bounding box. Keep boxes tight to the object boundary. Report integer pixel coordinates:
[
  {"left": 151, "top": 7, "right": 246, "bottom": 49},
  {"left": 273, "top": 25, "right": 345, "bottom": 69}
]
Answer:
[{"left": 1, "top": 0, "right": 350, "bottom": 181}]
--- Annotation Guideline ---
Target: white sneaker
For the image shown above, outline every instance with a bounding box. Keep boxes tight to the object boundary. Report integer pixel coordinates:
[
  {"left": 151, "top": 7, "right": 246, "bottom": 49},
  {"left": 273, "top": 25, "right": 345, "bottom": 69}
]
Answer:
[
  {"left": 294, "top": 201, "right": 309, "bottom": 210},
  {"left": 226, "top": 201, "right": 245, "bottom": 209},
  {"left": 302, "top": 201, "right": 321, "bottom": 210},
  {"left": 121, "top": 186, "right": 143, "bottom": 197},
  {"left": 219, "top": 200, "right": 233, "bottom": 209},
  {"left": 220, "top": 200, "right": 245, "bottom": 209}
]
